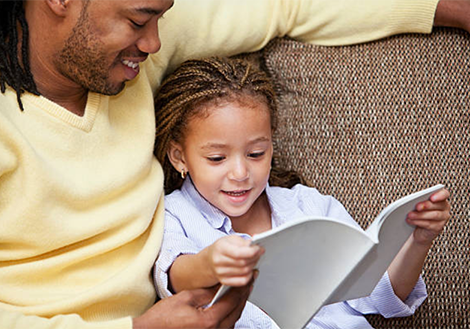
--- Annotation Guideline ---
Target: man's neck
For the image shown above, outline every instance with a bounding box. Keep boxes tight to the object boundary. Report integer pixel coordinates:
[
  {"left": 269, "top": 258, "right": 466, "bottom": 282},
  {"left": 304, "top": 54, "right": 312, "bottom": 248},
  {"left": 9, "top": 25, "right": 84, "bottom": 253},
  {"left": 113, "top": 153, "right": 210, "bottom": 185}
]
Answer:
[
  {"left": 25, "top": 0, "right": 89, "bottom": 117},
  {"left": 29, "top": 47, "right": 89, "bottom": 116},
  {"left": 35, "top": 78, "right": 89, "bottom": 117}
]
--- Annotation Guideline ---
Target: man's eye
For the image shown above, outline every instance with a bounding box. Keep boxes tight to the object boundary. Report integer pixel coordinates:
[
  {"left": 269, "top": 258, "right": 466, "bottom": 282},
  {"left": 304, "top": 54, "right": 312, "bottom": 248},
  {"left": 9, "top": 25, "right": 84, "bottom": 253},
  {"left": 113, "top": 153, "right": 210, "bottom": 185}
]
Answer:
[
  {"left": 249, "top": 152, "right": 265, "bottom": 158},
  {"left": 208, "top": 156, "right": 225, "bottom": 162},
  {"left": 131, "top": 20, "right": 145, "bottom": 28}
]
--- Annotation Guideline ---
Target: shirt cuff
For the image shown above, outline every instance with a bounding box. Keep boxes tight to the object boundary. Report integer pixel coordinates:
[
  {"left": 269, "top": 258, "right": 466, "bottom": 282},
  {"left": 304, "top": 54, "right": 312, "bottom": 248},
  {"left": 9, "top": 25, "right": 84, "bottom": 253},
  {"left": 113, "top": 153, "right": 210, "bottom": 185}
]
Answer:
[
  {"left": 348, "top": 271, "right": 428, "bottom": 318},
  {"left": 154, "top": 249, "right": 197, "bottom": 299}
]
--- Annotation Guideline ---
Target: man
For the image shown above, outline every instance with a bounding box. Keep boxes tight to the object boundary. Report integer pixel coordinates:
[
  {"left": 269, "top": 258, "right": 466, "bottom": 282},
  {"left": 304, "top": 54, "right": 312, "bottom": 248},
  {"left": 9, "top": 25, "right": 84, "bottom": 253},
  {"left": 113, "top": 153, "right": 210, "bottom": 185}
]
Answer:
[{"left": 0, "top": 0, "right": 468, "bottom": 328}]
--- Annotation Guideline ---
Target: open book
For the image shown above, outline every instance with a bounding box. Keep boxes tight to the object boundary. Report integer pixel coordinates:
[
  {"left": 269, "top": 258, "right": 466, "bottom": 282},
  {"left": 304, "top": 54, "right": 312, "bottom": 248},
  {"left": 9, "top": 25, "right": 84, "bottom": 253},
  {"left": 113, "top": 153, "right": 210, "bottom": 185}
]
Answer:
[{"left": 208, "top": 184, "right": 444, "bottom": 329}]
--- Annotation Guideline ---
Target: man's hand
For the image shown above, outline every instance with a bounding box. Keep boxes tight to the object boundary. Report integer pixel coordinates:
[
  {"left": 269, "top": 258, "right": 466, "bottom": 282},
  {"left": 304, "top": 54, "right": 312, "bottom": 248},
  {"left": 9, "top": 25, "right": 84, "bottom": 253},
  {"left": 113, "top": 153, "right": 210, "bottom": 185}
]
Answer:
[
  {"left": 132, "top": 283, "right": 251, "bottom": 329},
  {"left": 435, "top": 0, "right": 470, "bottom": 33}
]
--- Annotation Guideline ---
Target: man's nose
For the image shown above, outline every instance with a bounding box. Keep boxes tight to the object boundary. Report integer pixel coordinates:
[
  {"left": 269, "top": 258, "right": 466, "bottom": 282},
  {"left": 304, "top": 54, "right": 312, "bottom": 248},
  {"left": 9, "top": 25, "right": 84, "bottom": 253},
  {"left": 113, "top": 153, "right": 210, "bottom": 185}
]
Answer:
[{"left": 137, "top": 20, "right": 161, "bottom": 54}]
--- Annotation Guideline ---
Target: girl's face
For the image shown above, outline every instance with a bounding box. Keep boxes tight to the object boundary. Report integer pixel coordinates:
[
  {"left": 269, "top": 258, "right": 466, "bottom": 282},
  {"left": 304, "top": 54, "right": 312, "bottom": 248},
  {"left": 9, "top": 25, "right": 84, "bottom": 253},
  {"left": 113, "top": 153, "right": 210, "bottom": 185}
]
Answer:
[{"left": 170, "top": 98, "right": 273, "bottom": 220}]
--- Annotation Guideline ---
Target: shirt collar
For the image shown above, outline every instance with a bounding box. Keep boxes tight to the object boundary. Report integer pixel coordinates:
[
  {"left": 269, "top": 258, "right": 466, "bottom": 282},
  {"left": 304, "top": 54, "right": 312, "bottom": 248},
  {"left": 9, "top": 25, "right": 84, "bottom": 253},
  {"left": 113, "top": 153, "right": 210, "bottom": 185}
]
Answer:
[
  {"left": 180, "top": 177, "right": 298, "bottom": 232},
  {"left": 180, "top": 177, "right": 231, "bottom": 232},
  {"left": 265, "top": 183, "right": 308, "bottom": 227}
]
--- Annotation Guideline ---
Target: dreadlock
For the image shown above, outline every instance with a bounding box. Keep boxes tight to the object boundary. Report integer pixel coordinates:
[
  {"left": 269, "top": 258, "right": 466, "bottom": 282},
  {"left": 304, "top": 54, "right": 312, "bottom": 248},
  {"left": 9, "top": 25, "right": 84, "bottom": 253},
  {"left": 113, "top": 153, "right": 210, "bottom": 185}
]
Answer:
[
  {"left": 0, "top": 0, "right": 39, "bottom": 111},
  {"left": 154, "top": 56, "right": 306, "bottom": 194}
]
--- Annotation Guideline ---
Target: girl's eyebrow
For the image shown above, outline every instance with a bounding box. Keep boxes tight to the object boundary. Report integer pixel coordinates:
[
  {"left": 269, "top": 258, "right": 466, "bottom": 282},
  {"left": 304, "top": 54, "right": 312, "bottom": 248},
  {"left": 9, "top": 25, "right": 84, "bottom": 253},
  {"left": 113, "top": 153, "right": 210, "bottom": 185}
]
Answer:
[
  {"left": 201, "top": 143, "right": 227, "bottom": 150},
  {"left": 252, "top": 137, "right": 271, "bottom": 143},
  {"left": 201, "top": 137, "right": 271, "bottom": 150}
]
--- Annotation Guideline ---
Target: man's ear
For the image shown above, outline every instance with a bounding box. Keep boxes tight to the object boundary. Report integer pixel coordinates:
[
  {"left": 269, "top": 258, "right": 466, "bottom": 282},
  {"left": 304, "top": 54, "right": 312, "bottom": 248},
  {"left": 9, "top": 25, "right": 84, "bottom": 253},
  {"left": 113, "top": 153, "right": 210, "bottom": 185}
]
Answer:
[
  {"left": 46, "top": 0, "right": 71, "bottom": 17},
  {"left": 167, "top": 141, "right": 187, "bottom": 173}
]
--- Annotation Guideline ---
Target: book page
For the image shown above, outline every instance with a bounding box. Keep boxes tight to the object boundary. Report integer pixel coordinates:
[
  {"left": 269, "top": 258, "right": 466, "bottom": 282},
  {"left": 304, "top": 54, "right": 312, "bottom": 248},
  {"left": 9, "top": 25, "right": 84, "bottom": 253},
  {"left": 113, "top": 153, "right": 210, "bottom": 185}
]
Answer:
[
  {"left": 248, "top": 217, "right": 374, "bottom": 329},
  {"left": 327, "top": 184, "right": 444, "bottom": 303}
]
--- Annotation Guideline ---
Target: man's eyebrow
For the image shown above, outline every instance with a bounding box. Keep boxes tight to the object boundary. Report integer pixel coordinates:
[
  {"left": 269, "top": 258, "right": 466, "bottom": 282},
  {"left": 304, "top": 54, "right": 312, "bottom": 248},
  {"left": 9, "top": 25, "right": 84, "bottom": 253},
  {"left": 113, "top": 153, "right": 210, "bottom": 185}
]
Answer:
[
  {"left": 131, "top": 2, "right": 174, "bottom": 16},
  {"left": 131, "top": 7, "right": 165, "bottom": 16}
]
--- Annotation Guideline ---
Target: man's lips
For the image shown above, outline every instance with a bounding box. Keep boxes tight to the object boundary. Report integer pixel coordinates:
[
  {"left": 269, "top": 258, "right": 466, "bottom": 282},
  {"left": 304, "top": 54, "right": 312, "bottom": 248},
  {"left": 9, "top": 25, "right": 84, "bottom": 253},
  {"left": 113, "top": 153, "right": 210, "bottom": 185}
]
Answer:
[
  {"left": 121, "top": 58, "right": 146, "bottom": 80},
  {"left": 122, "top": 59, "right": 140, "bottom": 71},
  {"left": 121, "top": 57, "right": 147, "bottom": 70}
]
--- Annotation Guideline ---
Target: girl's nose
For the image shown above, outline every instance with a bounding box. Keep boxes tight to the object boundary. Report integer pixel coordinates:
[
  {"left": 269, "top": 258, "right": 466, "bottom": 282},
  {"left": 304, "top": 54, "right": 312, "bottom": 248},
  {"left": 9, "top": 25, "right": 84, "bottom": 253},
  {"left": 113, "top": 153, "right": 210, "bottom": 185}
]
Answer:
[{"left": 228, "top": 160, "right": 249, "bottom": 181}]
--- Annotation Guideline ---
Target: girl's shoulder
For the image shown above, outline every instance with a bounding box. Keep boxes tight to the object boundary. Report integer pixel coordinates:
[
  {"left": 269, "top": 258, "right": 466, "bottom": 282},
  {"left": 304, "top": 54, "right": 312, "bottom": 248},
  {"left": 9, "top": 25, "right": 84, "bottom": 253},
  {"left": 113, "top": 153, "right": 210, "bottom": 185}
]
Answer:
[
  {"left": 267, "top": 183, "right": 350, "bottom": 220},
  {"left": 268, "top": 183, "right": 325, "bottom": 202},
  {"left": 164, "top": 188, "right": 196, "bottom": 214}
]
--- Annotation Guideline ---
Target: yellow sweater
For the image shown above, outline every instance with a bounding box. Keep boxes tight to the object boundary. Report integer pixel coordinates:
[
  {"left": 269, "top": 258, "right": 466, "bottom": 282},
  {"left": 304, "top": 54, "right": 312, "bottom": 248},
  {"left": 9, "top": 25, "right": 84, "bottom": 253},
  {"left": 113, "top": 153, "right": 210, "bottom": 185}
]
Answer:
[{"left": 0, "top": 0, "right": 438, "bottom": 328}]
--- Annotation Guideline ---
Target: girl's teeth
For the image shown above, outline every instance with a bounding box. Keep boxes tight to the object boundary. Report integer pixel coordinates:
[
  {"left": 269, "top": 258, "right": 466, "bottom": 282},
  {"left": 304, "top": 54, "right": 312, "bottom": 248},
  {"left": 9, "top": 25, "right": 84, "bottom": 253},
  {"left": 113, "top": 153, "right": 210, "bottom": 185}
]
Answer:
[{"left": 227, "top": 191, "right": 246, "bottom": 196}]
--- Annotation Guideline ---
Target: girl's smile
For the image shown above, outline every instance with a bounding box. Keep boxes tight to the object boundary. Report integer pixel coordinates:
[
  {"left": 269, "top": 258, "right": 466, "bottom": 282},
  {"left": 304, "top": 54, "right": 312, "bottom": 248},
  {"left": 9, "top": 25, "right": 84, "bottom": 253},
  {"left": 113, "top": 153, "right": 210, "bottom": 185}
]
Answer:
[{"left": 222, "top": 189, "right": 252, "bottom": 204}]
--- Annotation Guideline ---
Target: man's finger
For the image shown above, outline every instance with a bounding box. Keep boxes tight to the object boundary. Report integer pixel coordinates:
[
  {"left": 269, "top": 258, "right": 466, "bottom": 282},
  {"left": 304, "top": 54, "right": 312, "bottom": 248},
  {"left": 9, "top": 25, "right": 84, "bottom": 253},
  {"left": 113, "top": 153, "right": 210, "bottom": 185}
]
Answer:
[
  {"left": 184, "top": 287, "right": 219, "bottom": 308},
  {"left": 215, "top": 284, "right": 251, "bottom": 329}
]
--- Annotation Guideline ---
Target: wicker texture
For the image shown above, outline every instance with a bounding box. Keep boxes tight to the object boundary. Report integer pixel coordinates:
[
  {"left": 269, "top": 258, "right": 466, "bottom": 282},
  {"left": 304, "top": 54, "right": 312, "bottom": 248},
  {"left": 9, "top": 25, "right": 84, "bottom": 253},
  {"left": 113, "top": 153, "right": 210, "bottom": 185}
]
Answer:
[{"left": 260, "top": 28, "right": 470, "bottom": 328}]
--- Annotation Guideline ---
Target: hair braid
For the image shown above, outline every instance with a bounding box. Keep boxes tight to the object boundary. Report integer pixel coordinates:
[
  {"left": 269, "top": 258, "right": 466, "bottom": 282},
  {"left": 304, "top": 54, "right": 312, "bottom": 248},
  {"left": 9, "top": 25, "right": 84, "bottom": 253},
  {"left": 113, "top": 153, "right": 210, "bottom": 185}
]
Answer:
[
  {"left": 0, "top": 0, "right": 39, "bottom": 112},
  {"left": 154, "top": 57, "right": 306, "bottom": 194}
]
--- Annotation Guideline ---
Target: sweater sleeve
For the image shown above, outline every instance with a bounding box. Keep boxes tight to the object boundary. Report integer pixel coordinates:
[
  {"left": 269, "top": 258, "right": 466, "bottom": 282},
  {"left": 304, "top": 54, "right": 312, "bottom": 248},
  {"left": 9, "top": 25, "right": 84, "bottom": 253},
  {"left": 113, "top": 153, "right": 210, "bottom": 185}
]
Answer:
[
  {"left": 0, "top": 308, "right": 132, "bottom": 329},
  {"left": 156, "top": 0, "right": 439, "bottom": 73}
]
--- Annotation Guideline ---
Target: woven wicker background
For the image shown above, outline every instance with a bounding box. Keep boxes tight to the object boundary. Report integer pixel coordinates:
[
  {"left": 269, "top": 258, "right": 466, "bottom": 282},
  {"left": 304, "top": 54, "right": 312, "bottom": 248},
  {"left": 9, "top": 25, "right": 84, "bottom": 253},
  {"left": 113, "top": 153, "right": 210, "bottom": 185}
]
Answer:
[{"left": 257, "top": 28, "right": 469, "bottom": 328}]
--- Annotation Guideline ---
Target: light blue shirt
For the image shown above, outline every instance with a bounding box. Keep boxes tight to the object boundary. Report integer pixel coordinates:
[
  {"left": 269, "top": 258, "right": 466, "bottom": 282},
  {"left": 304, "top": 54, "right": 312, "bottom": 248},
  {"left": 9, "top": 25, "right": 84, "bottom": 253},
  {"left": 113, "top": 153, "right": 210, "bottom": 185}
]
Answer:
[{"left": 155, "top": 178, "right": 427, "bottom": 329}]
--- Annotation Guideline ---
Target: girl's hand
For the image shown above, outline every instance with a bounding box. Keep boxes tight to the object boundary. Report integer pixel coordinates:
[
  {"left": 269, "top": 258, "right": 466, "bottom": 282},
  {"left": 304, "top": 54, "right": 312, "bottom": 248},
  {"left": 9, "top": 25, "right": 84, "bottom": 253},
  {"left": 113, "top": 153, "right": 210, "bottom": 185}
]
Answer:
[
  {"left": 406, "top": 188, "right": 451, "bottom": 245},
  {"left": 206, "top": 235, "right": 264, "bottom": 287}
]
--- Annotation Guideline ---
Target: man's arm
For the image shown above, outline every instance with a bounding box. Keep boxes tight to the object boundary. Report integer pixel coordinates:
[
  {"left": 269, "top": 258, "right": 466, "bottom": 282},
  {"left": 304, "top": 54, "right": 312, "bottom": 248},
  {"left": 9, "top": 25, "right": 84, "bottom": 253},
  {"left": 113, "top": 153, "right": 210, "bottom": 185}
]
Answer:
[
  {"left": 0, "top": 308, "right": 131, "bottom": 329},
  {"left": 155, "top": 0, "right": 441, "bottom": 74},
  {"left": 0, "top": 284, "right": 250, "bottom": 329},
  {"left": 434, "top": 0, "right": 470, "bottom": 31},
  {"left": 133, "top": 284, "right": 251, "bottom": 329}
]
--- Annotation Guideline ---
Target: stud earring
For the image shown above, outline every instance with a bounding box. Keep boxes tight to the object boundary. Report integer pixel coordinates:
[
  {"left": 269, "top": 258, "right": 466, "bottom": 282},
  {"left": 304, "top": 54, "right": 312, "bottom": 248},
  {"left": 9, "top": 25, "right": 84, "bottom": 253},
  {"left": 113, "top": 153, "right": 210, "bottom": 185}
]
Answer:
[{"left": 181, "top": 169, "right": 186, "bottom": 179}]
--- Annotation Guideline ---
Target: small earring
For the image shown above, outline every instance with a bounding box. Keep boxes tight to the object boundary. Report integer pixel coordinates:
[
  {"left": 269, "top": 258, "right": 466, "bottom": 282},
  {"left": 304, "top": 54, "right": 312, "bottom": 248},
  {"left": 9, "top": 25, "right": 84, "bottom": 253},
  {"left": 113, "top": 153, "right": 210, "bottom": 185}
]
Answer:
[{"left": 181, "top": 169, "right": 186, "bottom": 179}]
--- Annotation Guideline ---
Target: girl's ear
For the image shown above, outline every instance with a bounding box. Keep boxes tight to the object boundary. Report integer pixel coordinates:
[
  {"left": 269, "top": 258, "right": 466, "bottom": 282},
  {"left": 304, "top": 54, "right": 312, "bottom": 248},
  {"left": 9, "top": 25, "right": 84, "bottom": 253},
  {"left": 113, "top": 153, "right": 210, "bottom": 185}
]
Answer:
[{"left": 167, "top": 141, "right": 186, "bottom": 173}]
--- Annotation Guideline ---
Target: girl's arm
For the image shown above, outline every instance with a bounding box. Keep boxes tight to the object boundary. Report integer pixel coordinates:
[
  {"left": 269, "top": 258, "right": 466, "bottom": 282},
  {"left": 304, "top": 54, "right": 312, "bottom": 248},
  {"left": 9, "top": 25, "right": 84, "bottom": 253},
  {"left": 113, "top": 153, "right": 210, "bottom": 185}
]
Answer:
[
  {"left": 169, "top": 235, "right": 264, "bottom": 293},
  {"left": 387, "top": 188, "right": 451, "bottom": 301}
]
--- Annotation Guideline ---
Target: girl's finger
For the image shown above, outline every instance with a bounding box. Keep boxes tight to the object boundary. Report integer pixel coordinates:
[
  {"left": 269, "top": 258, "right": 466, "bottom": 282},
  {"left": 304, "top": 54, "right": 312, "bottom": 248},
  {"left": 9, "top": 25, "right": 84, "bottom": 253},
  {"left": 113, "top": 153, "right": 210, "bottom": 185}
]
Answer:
[
  {"left": 415, "top": 201, "right": 450, "bottom": 213},
  {"left": 223, "top": 245, "right": 263, "bottom": 260},
  {"left": 407, "top": 210, "right": 450, "bottom": 224},
  {"left": 430, "top": 188, "right": 450, "bottom": 202}
]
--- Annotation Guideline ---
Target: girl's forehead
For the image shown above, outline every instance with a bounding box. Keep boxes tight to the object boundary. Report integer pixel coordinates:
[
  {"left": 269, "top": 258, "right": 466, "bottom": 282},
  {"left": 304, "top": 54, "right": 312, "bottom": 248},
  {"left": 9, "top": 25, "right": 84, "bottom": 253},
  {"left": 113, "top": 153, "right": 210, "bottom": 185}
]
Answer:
[
  {"left": 184, "top": 102, "right": 273, "bottom": 148},
  {"left": 193, "top": 95, "right": 271, "bottom": 118}
]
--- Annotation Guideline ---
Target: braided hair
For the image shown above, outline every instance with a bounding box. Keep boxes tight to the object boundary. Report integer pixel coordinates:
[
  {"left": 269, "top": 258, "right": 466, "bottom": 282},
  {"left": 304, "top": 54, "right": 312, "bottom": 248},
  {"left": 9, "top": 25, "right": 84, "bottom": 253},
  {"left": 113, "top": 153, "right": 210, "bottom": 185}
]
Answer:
[
  {"left": 154, "top": 57, "right": 306, "bottom": 194},
  {"left": 0, "top": 0, "right": 39, "bottom": 111}
]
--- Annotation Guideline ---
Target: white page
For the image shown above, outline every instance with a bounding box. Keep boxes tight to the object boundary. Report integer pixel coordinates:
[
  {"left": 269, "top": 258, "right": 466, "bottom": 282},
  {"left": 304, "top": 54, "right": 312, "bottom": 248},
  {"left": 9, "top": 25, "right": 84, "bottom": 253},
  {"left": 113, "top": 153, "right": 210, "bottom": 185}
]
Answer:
[
  {"left": 327, "top": 184, "right": 444, "bottom": 304},
  {"left": 246, "top": 217, "right": 373, "bottom": 329}
]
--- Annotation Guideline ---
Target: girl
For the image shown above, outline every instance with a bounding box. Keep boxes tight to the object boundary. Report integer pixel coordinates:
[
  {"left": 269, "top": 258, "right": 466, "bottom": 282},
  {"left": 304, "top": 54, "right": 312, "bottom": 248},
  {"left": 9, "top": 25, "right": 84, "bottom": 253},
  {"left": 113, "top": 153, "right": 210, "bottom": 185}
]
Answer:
[{"left": 153, "top": 57, "right": 451, "bottom": 329}]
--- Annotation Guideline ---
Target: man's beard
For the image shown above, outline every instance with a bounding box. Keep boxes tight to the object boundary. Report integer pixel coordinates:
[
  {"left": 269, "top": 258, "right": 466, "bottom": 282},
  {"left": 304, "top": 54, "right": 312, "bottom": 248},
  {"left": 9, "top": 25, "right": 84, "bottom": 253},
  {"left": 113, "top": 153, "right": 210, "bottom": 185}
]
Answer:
[{"left": 55, "top": 6, "right": 125, "bottom": 96}]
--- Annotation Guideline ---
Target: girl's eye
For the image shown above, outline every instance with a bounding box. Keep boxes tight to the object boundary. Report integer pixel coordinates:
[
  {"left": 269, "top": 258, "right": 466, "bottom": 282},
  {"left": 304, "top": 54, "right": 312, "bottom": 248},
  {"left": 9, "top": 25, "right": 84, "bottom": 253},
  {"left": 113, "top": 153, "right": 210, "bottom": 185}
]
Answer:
[
  {"left": 249, "top": 152, "right": 265, "bottom": 158},
  {"left": 207, "top": 156, "right": 225, "bottom": 162}
]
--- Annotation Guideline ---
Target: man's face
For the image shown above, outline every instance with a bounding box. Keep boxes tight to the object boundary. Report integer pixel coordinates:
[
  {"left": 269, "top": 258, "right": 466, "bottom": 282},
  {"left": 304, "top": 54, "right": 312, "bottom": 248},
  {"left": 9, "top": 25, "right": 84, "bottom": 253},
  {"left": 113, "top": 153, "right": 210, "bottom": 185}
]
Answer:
[{"left": 54, "top": 0, "right": 173, "bottom": 95}]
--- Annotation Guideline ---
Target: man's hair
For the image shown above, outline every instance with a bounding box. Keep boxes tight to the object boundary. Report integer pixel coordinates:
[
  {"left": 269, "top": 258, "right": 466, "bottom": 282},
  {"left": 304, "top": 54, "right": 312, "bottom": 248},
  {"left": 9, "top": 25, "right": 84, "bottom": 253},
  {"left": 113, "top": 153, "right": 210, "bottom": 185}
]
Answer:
[
  {"left": 0, "top": 0, "right": 40, "bottom": 111},
  {"left": 154, "top": 56, "right": 306, "bottom": 194}
]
